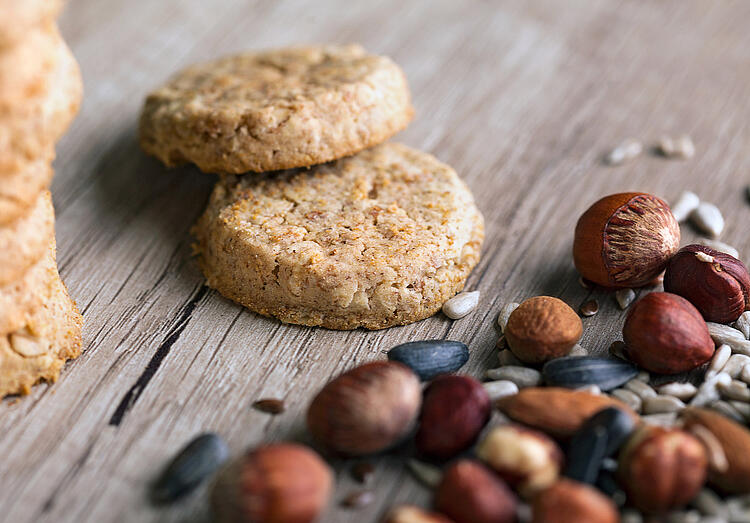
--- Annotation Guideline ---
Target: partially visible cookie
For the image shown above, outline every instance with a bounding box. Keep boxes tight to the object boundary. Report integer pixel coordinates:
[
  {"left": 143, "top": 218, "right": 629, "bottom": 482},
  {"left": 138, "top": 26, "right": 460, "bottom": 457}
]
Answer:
[
  {"left": 0, "top": 34, "right": 82, "bottom": 173},
  {"left": 0, "top": 272, "right": 83, "bottom": 397},
  {"left": 0, "top": 190, "right": 55, "bottom": 287},
  {"left": 140, "top": 44, "right": 413, "bottom": 173},
  {"left": 193, "top": 143, "right": 484, "bottom": 330},
  {"left": 0, "top": 237, "right": 57, "bottom": 334},
  {"left": 0, "top": 0, "right": 62, "bottom": 49},
  {"left": 0, "top": 156, "right": 55, "bottom": 225}
]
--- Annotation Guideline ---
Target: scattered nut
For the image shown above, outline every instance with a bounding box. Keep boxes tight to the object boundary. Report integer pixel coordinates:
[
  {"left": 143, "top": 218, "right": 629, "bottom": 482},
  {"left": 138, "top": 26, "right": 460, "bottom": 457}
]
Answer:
[
  {"left": 605, "top": 138, "right": 643, "bottom": 165},
  {"left": 579, "top": 299, "right": 599, "bottom": 317},
  {"left": 573, "top": 192, "right": 680, "bottom": 288},
  {"left": 504, "top": 296, "right": 583, "bottom": 364},
  {"left": 532, "top": 479, "right": 619, "bottom": 523},
  {"left": 670, "top": 191, "right": 701, "bottom": 223},
  {"left": 442, "top": 291, "right": 480, "bottom": 319},
  {"left": 306, "top": 362, "right": 421, "bottom": 456},
  {"left": 615, "top": 288, "right": 636, "bottom": 309},
  {"left": 623, "top": 292, "right": 714, "bottom": 374},
  {"left": 690, "top": 202, "right": 725, "bottom": 238}
]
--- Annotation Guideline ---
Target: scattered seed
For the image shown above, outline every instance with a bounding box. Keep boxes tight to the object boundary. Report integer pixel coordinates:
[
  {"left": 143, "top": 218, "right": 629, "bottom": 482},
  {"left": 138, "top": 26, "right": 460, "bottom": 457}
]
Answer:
[
  {"left": 252, "top": 398, "right": 285, "bottom": 414},
  {"left": 497, "top": 302, "right": 520, "bottom": 332},
  {"left": 707, "top": 323, "right": 750, "bottom": 355},
  {"left": 728, "top": 400, "right": 750, "bottom": 421},
  {"left": 642, "top": 395, "right": 686, "bottom": 414},
  {"left": 658, "top": 134, "right": 695, "bottom": 159},
  {"left": 351, "top": 462, "right": 375, "bottom": 484},
  {"left": 615, "top": 288, "right": 636, "bottom": 309},
  {"left": 579, "top": 300, "right": 599, "bottom": 317},
  {"left": 542, "top": 357, "right": 638, "bottom": 391},
  {"left": 735, "top": 312, "right": 750, "bottom": 340},
  {"left": 718, "top": 379, "right": 750, "bottom": 402},
  {"left": 697, "top": 238, "right": 740, "bottom": 259},
  {"left": 151, "top": 433, "right": 229, "bottom": 504},
  {"left": 707, "top": 344, "right": 732, "bottom": 377},
  {"left": 624, "top": 379, "right": 657, "bottom": 400},
  {"left": 609, "top": 341, "right": 629, "bottom": 361},
  {"left": 692, "top": 489, "right": 728, "bottom": 518},
  {"left": 483, "top": 380, "right": 519, "bottom": 401},
  {"left": 442, "top": 291, "right": 480, "bottom": 319},
  {"left": 657, "top": 382, "right": 697, "bottom": 401},
  {"left": 688, "top": 424, "right": 728, "bottom": 474},
  {"left": 690, "top": 202, "right": 725, "bottom": 238},
  {"left": 635, "top": 371, "right": 650, "bottom": 383},
  {"left": 641, "top": 412, "right": 678, "bottom": 427},
  {"left": 727, "top": 499, "right": 750, "bottom": 522},
  {"left": 498, "top": 349, "right": 522, "bottom": 366},
  {"left": 611, "top": 388, "right": 642, "bottom": 412},
  {"left": 605, "top": 138, "right": 643, "bottom": 165},
  {"left": 388, "top": 340, "right": 469, "bottom": 381},
  {"left": 484, "top": 366, "right": 541, "bottom": 388},
  {"left": 568, "top": 344, "right": 588, "bottom": 357},
  {"left": 406, "top": 459, "right": 441, "bottom": 488},
  {"left": 690, "top": 372, "right": 731, "bottom": 407},
  {"left": 341, "top": 490, "right": 375, "bottom": 509},
  {"left": 670, "top": 191, "right": 700, "bottom": 223},
  {"left": 722, "top": 354, "right": 750, "bottom": 379},
  {"left": 742, "top": 365, "right": 750, "bottom": 384},
  {"left": 577, "top": 384, "right": 602, "bottom": 395}
]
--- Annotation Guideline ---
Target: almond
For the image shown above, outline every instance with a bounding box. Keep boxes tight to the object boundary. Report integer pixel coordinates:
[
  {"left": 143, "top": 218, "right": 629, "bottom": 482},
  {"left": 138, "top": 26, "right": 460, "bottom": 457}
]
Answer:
[
  {"left": 495, "top": 387, "right": 638, "bottom": 439},
  {"left": 682, "top": 407, "right": 750, "bottom": 494}
]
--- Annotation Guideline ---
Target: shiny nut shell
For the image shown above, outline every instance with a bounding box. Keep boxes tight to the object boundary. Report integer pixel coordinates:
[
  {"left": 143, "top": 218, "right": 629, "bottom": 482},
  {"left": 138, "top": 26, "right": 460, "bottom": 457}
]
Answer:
[
  {"left": 542, "top": 356, "right": 638, "bottom": 391},
  {"left": 306, "top": 361, "right": 421, "bottom": 456},
  {"left": 573, "top": 192, "right": 680, "bottom": 288},
  {"left": 387, "top": 340, "right": 469, "bottom": 381},
  {"left": 505, "top": 296, "right": 583, "bottom": 365},
  {"left": 664, "top": 244, "right": 750, "bottom": 323},
  {"left": 623, "top": 292, "right": 714, "bottom": 374},
  {"left": 415, "top": 375, "right": 491, "bottom": 460}
]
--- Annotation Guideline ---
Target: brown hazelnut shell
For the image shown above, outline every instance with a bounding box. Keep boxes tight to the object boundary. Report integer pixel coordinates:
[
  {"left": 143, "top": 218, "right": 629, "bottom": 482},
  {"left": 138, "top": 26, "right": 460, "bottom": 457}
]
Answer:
[
  {"left": 531, "top": 479, "right": 618, "bottom": 523},
  {"left": 504, "top": 296, "right": 583, "bottom": 365},
  {"left": 415, "top": 375, "right": 491, "bottom": 460},
  {"left": 664, "top": 244, "right": 750, "bottom": 323},
  {"left": 306, "top": 361, "right": 421, "bottom": 457},
  {"left": 617, "top": 425, "right": 707, "bottom": 514},
  {"left": 623, "top": 292, "right": 714, "bottom": 374},
  {"left": 573, "top": 192, "right": 680, "bottom": 288}
]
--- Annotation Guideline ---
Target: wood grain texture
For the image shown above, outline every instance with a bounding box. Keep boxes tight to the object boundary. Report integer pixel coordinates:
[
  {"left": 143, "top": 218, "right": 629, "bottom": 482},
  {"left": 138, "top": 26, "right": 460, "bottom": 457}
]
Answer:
[{"left": 3, "top": 0, "right": 750, "bottom": 521}]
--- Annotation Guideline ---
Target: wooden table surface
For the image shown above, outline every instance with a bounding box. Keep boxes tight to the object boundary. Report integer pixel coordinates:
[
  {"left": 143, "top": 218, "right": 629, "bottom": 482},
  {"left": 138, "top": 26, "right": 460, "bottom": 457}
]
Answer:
[{"left": 3, "top": 0, "right": 750, "bottom": 521}]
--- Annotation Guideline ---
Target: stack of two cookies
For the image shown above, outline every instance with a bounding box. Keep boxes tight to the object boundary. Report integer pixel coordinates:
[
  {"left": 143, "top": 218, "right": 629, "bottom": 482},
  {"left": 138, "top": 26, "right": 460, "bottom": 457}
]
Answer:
[
  {"left": 0, "top": 0, "right": 83, "bottom": 397},
  {"left": 140, "top": 45, "right": 484, "bottom": 330}
]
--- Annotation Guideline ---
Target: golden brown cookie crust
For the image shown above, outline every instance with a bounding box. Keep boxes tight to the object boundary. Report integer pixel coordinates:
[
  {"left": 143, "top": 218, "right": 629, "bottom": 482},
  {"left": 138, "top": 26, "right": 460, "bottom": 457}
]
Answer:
[
  {"left": 193, "top": 143, "right": 484, "bottom": 330},
  {"left": 0, "top": 273, "right": 83, "bottom": 397},
  {"left": 0, "top": 156, "right": 55, "bottom": 225},
  {"left": 139, "top": 44, "right": 414, "bottom": 173},
  {"left": 0, "top": 190, "right": 55, "bottom": 287},
  {"left": 0, "top": 0, "right": 62, "bottom": 49}
]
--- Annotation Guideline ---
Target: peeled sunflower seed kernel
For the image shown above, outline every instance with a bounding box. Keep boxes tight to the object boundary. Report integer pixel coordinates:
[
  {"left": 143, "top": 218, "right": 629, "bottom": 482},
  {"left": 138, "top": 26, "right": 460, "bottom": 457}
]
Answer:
[
  {"left": 611, "top": 388, "right": 642, "bottom": 412},
  {"left": 657, "top": 382, "right": 698, "bottom": 401},
  {"left": 484, "top": 366, "right": 541, "bottom": 388},
  {"left": 658, "top": 134, "right": 695, "bottom": 159},
  {"left": 742, "top": 365, "right": 750, "bottom": 384},
  {"left": 707, "top": 344, "right": 732, "bottom": 376},
  {"left": 387, "top": 340, "right": 469, "bottom": 381},
  {"left": 615, "top": 288, "right": 636, "bottom": 309},
  {"left": 9, "top": 333, "right": 47, "bottom": 358},
  {"left": 497, "top": 302, "right": 519, "bottom": 332},
  {"left": 640, "top": 412, "right": 678, "bottom": 427},
  {"left": 717, "top": 380, "right": 750, "bottom": 402},
  {"left": 690, "top": 202, "right": 725, "bottom": 238},
  {"left": 541, "top": 356, "right": 638, "bottom": 391},
  {"left": 483, "top": 380, "right": 519, "bottom": 401},
  {"left": 642, "top": 395, "right": 686, "bottom": 414},
  {"left": 442, "top": 291, "right": 480, "bottom": 319},
  {"left": 707, "top": 322, "right": 750, "bottom": 355},
  {"left": 722, "top": 354, "right": 750, "bottom": 379},
  {"left": 576, "top": 384, "right": 601, "bottom": 395},
  {"left": 670, "top": 191, "right": 701, "bottom": 223},
  {"left": 152, "top": 433, "right": 229, "bottom": 504},
  {"left": 728, "top": 400, "right": 750, "bottom": 421},
  {"left": 690, "top": 372, "right": 731, "bottom": 407},
  {"left": 624, "top": 379, "right": 657, "bottom": 400},
  {"left": 605, "top": 138, "right": 643, "bottom": 165},
  {"left": 568, "top": 344, "right": 588, "bottom": 357},
  {"left": 698, "top": 238, "right": 740, "bottom": 259},
  {"left": 736, "top": 311, "right": 750, "bottom": 340}
]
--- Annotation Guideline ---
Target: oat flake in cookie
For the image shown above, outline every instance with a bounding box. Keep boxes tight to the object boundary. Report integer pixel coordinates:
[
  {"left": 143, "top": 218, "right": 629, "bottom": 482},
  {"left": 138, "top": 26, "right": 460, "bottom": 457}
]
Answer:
[
  {"left": 192, "top": 143, "right": 484, "bottom": 329},
  {"left": 139, "top": 44, "right": 414, "bottom": 173}
]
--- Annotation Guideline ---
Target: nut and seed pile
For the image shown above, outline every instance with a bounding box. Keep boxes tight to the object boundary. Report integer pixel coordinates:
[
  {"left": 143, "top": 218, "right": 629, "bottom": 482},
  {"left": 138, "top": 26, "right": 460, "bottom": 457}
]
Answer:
[{"left": 150, "top": 146, "right": 750, "bottom": 521}]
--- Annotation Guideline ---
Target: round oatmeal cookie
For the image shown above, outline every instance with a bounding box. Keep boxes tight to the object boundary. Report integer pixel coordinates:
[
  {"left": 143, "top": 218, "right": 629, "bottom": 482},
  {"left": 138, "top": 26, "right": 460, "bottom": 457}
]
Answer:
[
  {"left": 0, "top": 272, "right": 83, "bottom": 397},
  {"left": 140, "top": 44, "right": 413, "bottom": 174},
  {"left": 0, "top": 0, "right": 62, "bottom": 49},
  {"left": 0, "top": 34, "right": 82, "bottom": 173},
  {"left": 0, "top": 238, "right": 57, "bottom": 334},
  {"left": 0, "top": 190, "right": 55, "bottom": 287},
  {"left": 193, "top": 143, "right": 484, "bottom": 330}
]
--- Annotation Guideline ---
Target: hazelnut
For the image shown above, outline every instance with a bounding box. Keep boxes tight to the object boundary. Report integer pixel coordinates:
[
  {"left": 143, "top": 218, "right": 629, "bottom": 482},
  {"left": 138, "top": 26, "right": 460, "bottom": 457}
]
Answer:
[
  {"left": 623, "top": 292, "right": 714, "bottom": 374},
  {"left": 617, "top": 425, "right": 707, "bottom": 514},
  {"left": 382, "top": 505, "right": 452, "bottom": 523},
  {"left": 476, "top": 424, "right": 563, "bottom": 498},
  {"left": 415, "top": 375, "right": 491, "bottom": 460},
  {"left": 435, "top": 460, "right": 518, "bottom": 523},
  {"left": 531, "top": 479, "right": 618, "bottom": 523},
  {"left": 664, "top": 244, "right": 750, "bottom": 323},
  {"left": 211, "top": 443, "right": 333, "bottom": 523},
  {"left": 573, "top": 192, "right": 680, "bottom": 288},
  {"left": 306, "top": 361, "right": 421, "bottom": 456},
  {"left": 504, "top": 296, "right": 583, "bottom": 364}
]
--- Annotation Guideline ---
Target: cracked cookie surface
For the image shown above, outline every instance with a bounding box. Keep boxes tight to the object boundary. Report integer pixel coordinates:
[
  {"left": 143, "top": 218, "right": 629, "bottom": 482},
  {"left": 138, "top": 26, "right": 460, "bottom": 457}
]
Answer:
[
  {"left": 193, "top": 143, "right": 484, "bottom": 329},
  {"left": 139, "top": 44, "right": 413, "bottom": 173}
]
